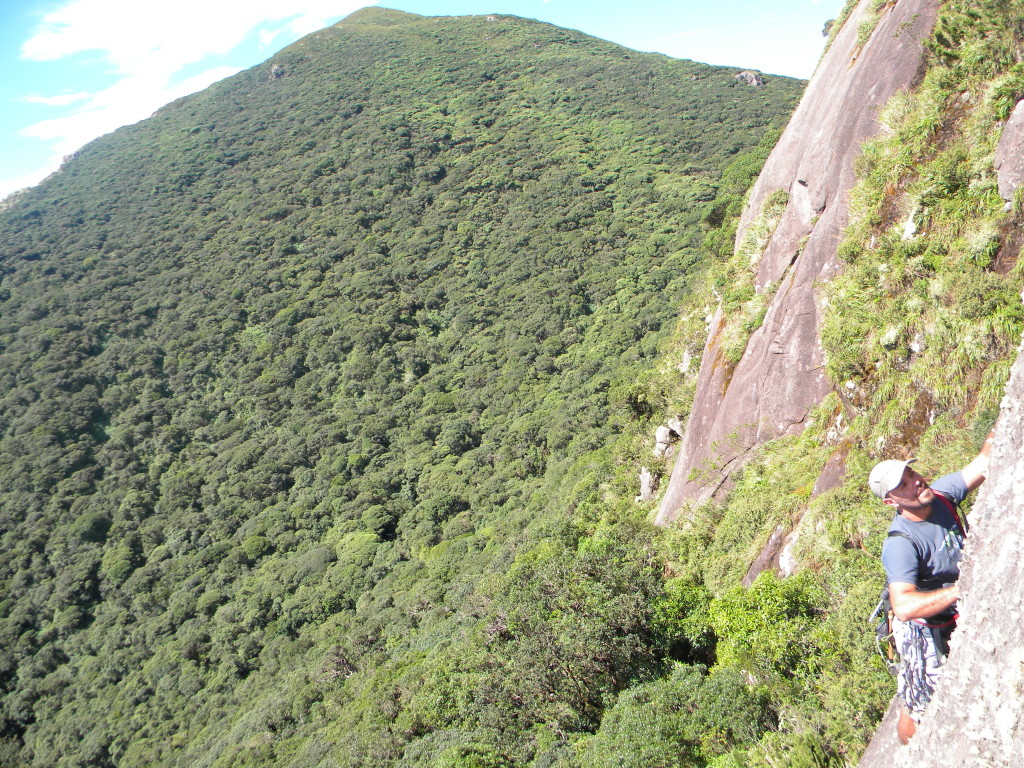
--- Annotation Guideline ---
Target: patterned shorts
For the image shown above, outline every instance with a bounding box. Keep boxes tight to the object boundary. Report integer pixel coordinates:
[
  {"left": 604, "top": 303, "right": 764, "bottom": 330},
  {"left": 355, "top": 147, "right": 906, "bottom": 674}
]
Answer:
[{"left": 893, "top": 616, "right": 953, "bottom": 721}]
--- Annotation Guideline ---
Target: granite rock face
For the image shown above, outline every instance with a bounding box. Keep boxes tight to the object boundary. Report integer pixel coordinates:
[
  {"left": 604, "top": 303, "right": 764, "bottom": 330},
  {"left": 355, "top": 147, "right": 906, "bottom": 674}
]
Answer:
[
  {"left": 656, "top": 0, "right": 940, "bottom": 525},
  {"left": 857, "top": 334, "right": 1024, "bottom": 766},
  {"left": 995, "top": 99, "right": 1024, "bottom": 203}
]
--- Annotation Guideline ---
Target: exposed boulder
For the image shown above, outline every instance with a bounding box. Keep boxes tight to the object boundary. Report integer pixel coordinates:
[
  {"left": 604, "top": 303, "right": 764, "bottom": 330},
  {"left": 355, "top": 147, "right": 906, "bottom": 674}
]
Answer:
[
  {"left": 653, "top": 425, "right": 673, "bottom": 458},
  {"left": 679, "top": 349, "right": 692, "bottom": 374},
  {"left": 741, "top": 513, "right": 807, "bottom": 585},
  {"left": 777, "top": 524, "right": 802, "bottom": 577},
  {"left": 656, "top": 0, "right": 941, "bottom": 525},
  {"left": 636, "top": 466, "right": 658, "bottom": 502},
  {"left": 735, "top": 70, "right": 765, "bottom": 87},
  {"left": 652, "top": 422, "right": 683, "bottom": 458},
  {"left": 812, "top": 443, "right": 850, "bottom": 496},
  {"left": 742, "top": 524, "right": 787, "bottom": 586}
]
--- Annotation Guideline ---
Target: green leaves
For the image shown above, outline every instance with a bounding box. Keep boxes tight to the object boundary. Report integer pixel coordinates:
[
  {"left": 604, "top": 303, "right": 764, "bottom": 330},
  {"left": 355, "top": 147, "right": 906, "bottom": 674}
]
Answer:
[
  {"left": 580, "top": 664, "right": 773, "bottom": 768},
  {"left": 652, "top": 577, "right": 715, "bottom": 662},
  {"left": 70, "top": 511, "right": 112, "bottom": 543},
  {"left": 709, "top": 571, "right": 825, "bottom": 678},
  {"left": 473, "top": 521, "right": 664, "bottom": 733},
  {"left": 0, "top": 10, "right": 806, "bottom": 768}
]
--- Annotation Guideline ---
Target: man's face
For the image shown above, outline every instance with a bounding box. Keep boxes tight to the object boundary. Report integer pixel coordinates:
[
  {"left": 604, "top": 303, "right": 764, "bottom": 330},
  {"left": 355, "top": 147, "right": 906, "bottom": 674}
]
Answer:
[{"left": 885, "top": 466, "right": 934, "bottom": 511}]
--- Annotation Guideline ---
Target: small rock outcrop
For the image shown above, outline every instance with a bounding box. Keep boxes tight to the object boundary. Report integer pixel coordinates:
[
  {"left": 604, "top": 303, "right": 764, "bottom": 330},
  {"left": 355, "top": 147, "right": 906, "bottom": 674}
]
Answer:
[
  {"left": 735, "top": 70, "right": 764, "bottom": 87},
  {"left": 994, "top": 99, "right": 1024, "bottom": 203},
  {"left": 652, "top": 421, "right": 683, "bottom": 459},
  {"left": 656, "top": 0, "right": 941, "bottom": 525},
  {"left": 653, "top": 425, "right": 673, "bottom": 458},
  {"left": 636, "top": 466, "right": 658, "bottom": 502},
  {"left": 741, "top": 524, "right": 786, "bottom": 586}
]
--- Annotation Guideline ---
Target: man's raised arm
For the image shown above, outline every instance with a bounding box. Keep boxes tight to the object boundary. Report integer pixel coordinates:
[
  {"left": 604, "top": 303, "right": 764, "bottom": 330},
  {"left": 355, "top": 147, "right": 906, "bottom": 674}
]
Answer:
[{"left": 961, "top": 429, "right": 995, "bottom": 492}]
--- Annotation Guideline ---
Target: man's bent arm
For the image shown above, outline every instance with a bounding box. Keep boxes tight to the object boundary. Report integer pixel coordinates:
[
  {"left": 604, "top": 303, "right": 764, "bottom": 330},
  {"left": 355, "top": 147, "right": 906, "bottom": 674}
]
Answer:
[{"left": 889, "top": 581, "right": 960, "bottom": 622}]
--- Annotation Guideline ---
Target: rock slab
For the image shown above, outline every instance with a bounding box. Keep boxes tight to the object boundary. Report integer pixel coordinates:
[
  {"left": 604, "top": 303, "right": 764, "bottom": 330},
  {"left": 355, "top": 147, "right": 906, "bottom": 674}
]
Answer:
[
  {"left": 995, "top": 99, "right": 1024, "bottom": 202},
  {"left": 656, "top": 0, "right": 940, "bottom": 524}
]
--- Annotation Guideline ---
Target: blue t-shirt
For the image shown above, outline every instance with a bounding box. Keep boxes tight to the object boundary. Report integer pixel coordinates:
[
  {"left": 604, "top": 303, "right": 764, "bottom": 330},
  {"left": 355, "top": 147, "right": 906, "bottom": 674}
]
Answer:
[{"left": 881, "top": 471, "right": 969, "bottom": 594}]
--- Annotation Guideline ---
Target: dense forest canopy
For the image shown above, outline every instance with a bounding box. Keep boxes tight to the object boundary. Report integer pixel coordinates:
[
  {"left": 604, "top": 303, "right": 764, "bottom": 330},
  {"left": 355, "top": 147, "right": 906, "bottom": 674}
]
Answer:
[{"left": 0, "top": 8, "right": 807, "bottom": 767}]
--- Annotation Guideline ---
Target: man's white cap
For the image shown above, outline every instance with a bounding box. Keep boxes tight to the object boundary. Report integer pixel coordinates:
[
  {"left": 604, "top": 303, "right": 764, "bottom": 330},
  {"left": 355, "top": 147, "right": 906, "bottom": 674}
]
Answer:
[{"left": 868, "top": 458, "right": 916, "bottom": 500}]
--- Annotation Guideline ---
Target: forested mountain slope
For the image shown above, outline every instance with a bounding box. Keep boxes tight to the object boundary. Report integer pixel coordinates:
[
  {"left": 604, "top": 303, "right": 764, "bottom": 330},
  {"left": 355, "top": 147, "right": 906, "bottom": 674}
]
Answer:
[{"left": 0, "top": 8, "right": 806, "bottom": 767}]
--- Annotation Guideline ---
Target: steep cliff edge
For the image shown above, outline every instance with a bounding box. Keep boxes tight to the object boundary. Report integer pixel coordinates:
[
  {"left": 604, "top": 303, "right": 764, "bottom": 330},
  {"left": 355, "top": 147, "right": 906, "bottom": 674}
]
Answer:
[
  {"left": 656, "top": 0, "right": 940, "bottom": 523},
  {"left": 858, "top": 330, "right": 1024, "bottom": 766}
]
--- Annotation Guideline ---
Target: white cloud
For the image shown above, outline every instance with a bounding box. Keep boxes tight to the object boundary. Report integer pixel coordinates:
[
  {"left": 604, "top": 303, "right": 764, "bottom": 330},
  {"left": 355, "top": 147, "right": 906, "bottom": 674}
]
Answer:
[
  {"left": 0, "top": 166, "right": 63, "bottom": 203},
  {"left": 13, "top": 0, "right": 373, "bottom": 196},
  {"left": 21, "top": 0, "right": 371, "bottom": 74},
  {"left": 259, "top": 28, "right": 280, "bottom": 48},
  {"left": 24, "top": 92, "right": 92, "bottom": 106},
  {"left": 21, "top": 65, "right": 243, "bottom": 152}
]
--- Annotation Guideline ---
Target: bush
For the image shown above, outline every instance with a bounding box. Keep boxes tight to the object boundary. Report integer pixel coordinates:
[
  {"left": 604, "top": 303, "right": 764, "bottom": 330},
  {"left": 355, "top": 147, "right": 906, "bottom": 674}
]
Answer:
[
  {"left": 241, "top": 534, "right": 273, "bottom": 560},
  {"left": 71, "top": 512, "right": 111, "bottom": 543},
  {"left": 652, "top": 577, "right": 715, "bottom": 662},
  {"left": 579, "top": 664, "right": 773, "bottom": 768},
  {"left": 709, "top": 571, "right": 825, "bottom": 679}
]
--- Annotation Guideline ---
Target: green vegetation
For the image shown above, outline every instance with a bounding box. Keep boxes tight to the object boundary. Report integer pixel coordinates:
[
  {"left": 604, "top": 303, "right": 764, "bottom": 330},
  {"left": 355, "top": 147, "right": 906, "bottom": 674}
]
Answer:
[
  {"left": 0, "top": 8, "right": 804, "bottom": 767},
  {"left": 828, "top": 0, "right": 1024, "bottom": 425},
  {"left": 714, "top": 186, "right": 789, "bottom": 365},
  {"left": 3, "top": 2, "right": 1022, "bottom": 766},
  {"left": 854, "top": 0, "right": 893, "bottom": 50}
]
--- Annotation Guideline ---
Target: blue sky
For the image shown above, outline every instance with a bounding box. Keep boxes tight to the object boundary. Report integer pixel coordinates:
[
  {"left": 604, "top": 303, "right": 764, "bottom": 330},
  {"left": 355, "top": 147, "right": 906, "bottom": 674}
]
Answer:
[{"left": 1, "top": 0, "right": 846, "bottom": 201}]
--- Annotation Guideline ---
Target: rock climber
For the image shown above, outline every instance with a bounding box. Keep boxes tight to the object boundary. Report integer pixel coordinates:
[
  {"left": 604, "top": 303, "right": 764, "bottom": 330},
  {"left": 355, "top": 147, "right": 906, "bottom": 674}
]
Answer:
[{"left": 869, "top": 431, "right": 994, "bottom": 744}]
